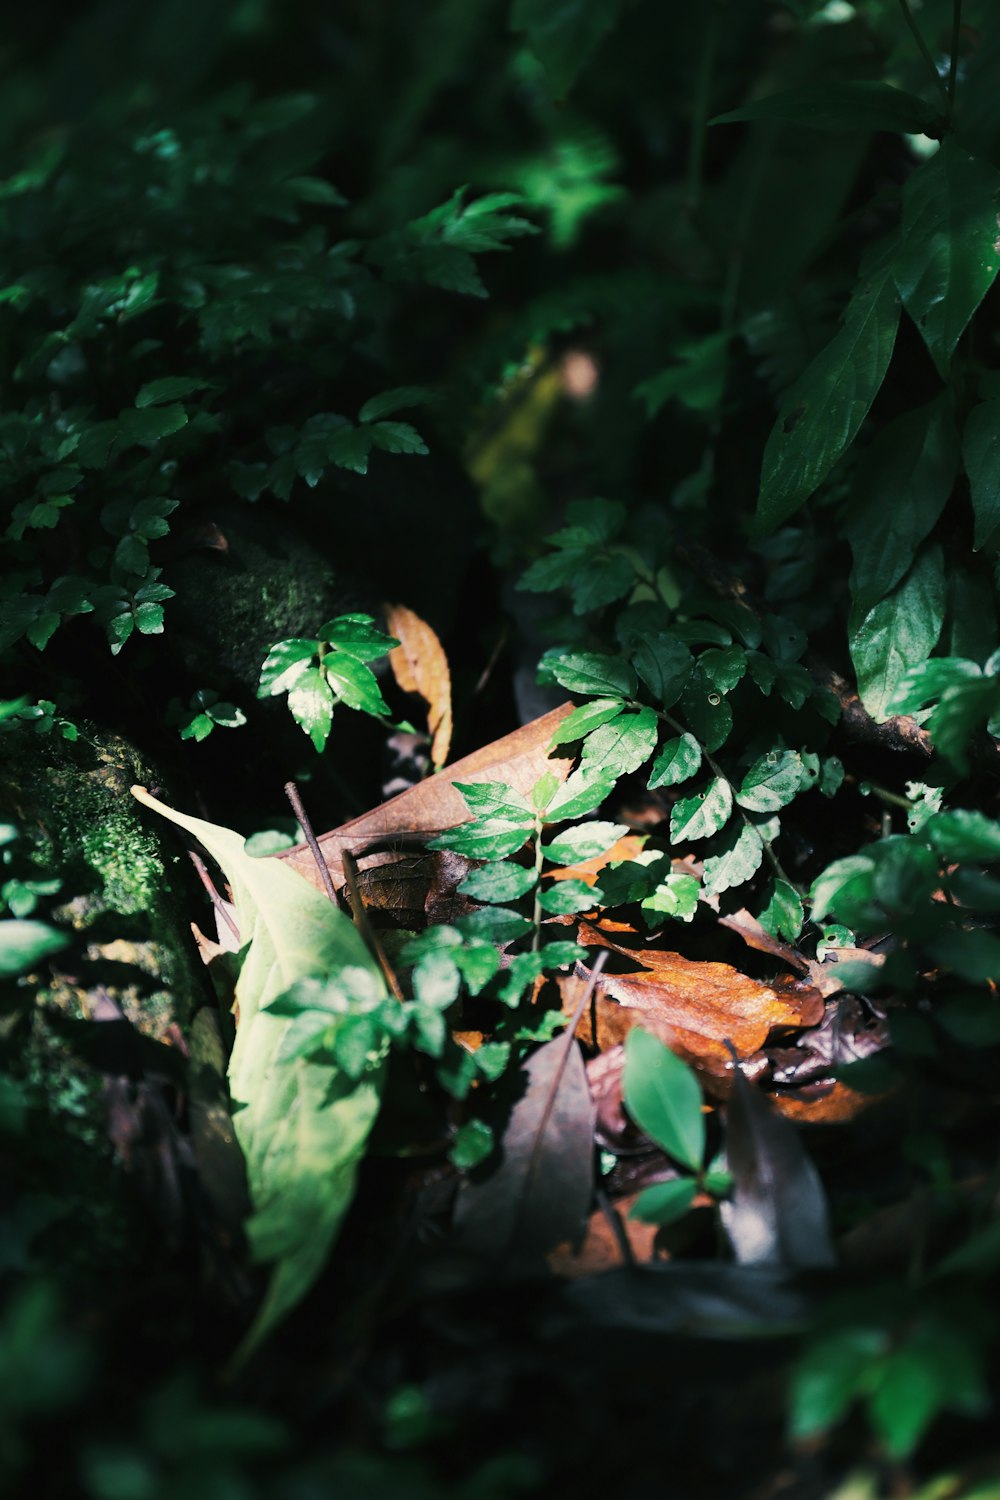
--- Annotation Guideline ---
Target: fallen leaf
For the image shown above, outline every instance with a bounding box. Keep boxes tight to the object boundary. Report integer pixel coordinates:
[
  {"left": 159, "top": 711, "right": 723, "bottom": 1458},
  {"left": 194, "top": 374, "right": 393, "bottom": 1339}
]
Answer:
[
  {"left": 453, "top": 1013, "right": 596, "bottom": 1267},
  {"left": 567, "top": 922, "right": 823, "bottom": 1080},
  {"left": 279, "top": 703, "right": 574, "bottom": 891},
  {"left": 385, "top": 602, "right": 453, "bottom": 769},
  {"left": 545, "top": 835, "right": 647, "bottom": 887},
  {"left": 721, "top": 1047, "right": 836, "bottom": 1270}
]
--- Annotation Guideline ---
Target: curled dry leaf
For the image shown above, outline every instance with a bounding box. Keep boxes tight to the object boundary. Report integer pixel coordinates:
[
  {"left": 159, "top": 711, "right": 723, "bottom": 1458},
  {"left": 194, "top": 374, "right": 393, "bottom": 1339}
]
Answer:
[
  {"left": 279, "top": 702, "right": 574, "bottom": 891},
  {"left": 566, "top": 921, "right": 824, "bottom": 1082},
  {"left": 385, "top": 602, "right": 453, "bottom": 770}
]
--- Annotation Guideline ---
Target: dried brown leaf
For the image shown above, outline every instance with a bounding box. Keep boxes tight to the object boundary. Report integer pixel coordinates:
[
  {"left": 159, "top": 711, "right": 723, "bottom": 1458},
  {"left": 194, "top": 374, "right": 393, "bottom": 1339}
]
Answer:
[
  {"left": 385, "top": 602, "right": 453, "bottom": 769},
  {"left": 279, "top": 703, "right": 574, "bottom": 891}
]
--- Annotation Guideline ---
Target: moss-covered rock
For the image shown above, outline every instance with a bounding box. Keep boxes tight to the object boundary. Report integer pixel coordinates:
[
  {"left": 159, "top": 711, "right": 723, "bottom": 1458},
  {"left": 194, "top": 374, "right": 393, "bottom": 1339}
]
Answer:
[{"left": 1, "top": 724, "right": 205, "bottom": 1038}]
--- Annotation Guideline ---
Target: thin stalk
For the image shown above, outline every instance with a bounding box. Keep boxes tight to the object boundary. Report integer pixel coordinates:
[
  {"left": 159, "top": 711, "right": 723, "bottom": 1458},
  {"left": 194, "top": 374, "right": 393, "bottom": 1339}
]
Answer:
[
  {"left": 342, "top": 849, "right": 405, "bottom": 1003},
  {"left": 530, "top": 814, "right": 546, "bottom": 954},
  {"left": 686, "top": 3, "right": 720, "bottom": 218},
  {"left": 896, "top": 0, "right": 952, "bottom": 112},
  {"left": 947, "top": 0, "right": 962, "bottom": 108},
  {"left": 284, "top": 779, "right": 339, "bottom": 905}
]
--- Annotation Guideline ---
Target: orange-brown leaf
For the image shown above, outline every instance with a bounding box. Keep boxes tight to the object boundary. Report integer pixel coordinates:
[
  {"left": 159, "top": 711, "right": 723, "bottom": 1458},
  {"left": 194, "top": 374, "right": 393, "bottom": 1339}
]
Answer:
[{"left": 385, "top": 603, "right": 453, "bottom": 769}]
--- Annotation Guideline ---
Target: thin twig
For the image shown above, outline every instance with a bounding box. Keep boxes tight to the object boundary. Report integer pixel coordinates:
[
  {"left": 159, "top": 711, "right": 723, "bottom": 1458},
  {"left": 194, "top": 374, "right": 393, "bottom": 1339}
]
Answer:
[
  {"left": 284, "top": 780, "right": 339, "bottom": 905},
  {"left": 595, "top": 1180, "right": 636, "bottom": 1268},
  {"left": 896, "top": 0, "right": 952, "bottom": 110},
  {"left": 342, "top": 848, "right": 405, "bottom": 1003},
  {"left": 188, "top": 851, "right": 240, "bottom": 942},
  {"left": 947, "top": 0, "right": 962, "bottom": 109}
]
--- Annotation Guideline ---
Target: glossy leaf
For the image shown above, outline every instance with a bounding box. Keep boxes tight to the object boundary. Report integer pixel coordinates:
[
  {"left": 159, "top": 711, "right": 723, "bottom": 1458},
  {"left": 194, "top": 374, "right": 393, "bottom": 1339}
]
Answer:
[
  {"left": 622, "top": 1026, "right": 704, "bottom": 1172},
  {"left": 701, "top": 821, "right": 765, "bottom": 898},
  {"left": 736, "top": 750, "right": 804, "bottom": 813},
  {"left": 669, "top": 777, "right": 733, "bottom": 844},
  {"left": 549, "top": 698, "right": 625, "bottom": 745},
  {"left": 894, "top": 144, "right": 1000, "bottom": 375},
  {"left": 757, "top": 879, "right": 804, "bottom": 942},
  {"left": 648, "top": 733, "right": 702, "bottom": 789},
  {"left": 579, "top": 707, "right": 658, "bottom": 778},
  {"left": 630, "top": 634, "right": 693, "bottom": 707},
  {"left": 849, "top": 544, "right": 945, "bottom": 721},
  {"left": 542, "top": 820, "right": 628, "bottom": 864},
  {"left": 287, "top": 666, "right": 335, "bottom": 752},
  {"left": 551, "top": 652, "right": 637, "bottom": 698},
  {"left": 756, "top": 254, "right": 899, "bottom": 531},
  {"left": 629, "top": 1178, "right": 697, "bottom": 1226},
  {"left": 458, "top": 861, "right": 537, "bottom": 903}
]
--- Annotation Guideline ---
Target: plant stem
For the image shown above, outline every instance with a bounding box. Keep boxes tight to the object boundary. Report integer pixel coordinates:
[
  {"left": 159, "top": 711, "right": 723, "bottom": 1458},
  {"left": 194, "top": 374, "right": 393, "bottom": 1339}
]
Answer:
[
  {"left": 531, "top": 814, "right": 546, "bottom": 953},
  {"left": 284, "top": 779, "right": 339, "bottom": 906},
  {"left": 896, "top": 0, "right": 952, "bottom": 112},
  {"left": 342, "top": 848, "right": 405, "bottom": 1003},
  {"left": 686, "top": 3, "right": 720, "bottom": 218},
  {"left": 947, "top": 0, "right": 962, "bottom": 108}
]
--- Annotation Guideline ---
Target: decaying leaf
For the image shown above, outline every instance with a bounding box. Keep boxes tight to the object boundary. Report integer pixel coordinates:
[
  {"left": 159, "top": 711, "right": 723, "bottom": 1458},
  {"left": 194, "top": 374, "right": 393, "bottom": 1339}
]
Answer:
[
  {"left": 131, "top": 787, "right": 387, "bottom": 1363},
  {"left": 566, "top": 922, "right": 823, "bottom": 1080},
  {"left": 721, "top": 1047, "right": 836, "bottom": 1269},
  {"left": 385, "top": 602, "right": 453, "bottom": 769},
  {"left": 454, "top": 1003, "right": 596, "bottom": 1267},
  {"left": 279, "top": 702, "right": 574, "bottom": 890}
]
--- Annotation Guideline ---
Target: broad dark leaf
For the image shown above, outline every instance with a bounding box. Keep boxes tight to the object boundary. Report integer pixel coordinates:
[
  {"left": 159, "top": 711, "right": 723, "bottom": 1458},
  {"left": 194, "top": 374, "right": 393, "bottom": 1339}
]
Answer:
[
  {"left": 711, "top": 81, "right": 939, "bottom": 136},
  {"left": 849, "top": 544, "right": 946, "bottom": 721},
  {"left": 453, "top": 1028, "right": 596, "bottom": 1266},
  {"left": 722, "top": 1055, "right": 836, "bottom": 1270}
]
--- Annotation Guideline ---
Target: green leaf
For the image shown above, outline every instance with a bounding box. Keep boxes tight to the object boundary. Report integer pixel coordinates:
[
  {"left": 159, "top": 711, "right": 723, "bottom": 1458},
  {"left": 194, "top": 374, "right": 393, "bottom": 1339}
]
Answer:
[
  {"left": 736, "top": 750, "right": 804, "bottom": 813},
  {"left": 319, "top": 614, "right": 399, "bottom": 662},
  {"left": 670, "top": 777, "right": 733, "bottom": 844},
  {"left": 756, "top": 253, "right": 899, "bottom": 531},
  {"left": 537, "top": 878, "right": 600, "bottom": 915},
  {"left": 369, "top": 421, "right": 428, "bottom": 456},
  {"left": 288, "top": 667, "right": 335, "bottom": 752},
  {"left": 640, "top": 871, "right": 701, "bottom": 925},
  {"left": 635, "top": 332, "right": 731, "bottom": 418},
  {"left": 544, "top": 769, "right": 617, "bottom": 821},
  {"left": 326, "top": 424, "right": 373, "bottom": 474},
  {"left": 701, "top": 821, "right": 765, "bottom": 898},
  {"left": 810, "top": 854, "right": 878, "bottom": 927},
  {"left": 926, "top": 928, "right": 1000, "bottom": 984},
  {"left": 700, "top": 645, "right": 747, "bottom": 695},
  {"left": 894, "top": 144, "right": 1000, "bottom": 375},
  {"left": 135, "top": 376, "right": 211, "bottom": 408},
  {"left": 622, "top": 1027, "right": 704, "bottom": 1172},
  {"left": 648, "top": 733, "right": 702, "bottom": 789},
  {"left": 710, "top": 82, "right": 940, "bottom": 135},
  {"left": 358, "top": 387, "right": 433, "bottom": 423},
  {"left": 450, "top": 1119, "right": 495, "bottom": 1171},
  {"left": 510, "top": 0, "right": 625, "bottom": 95},
  {"left": 130, "top": 789, "right": 386, "bottom": 1364},
  {"left": 927, "top": 810, "right": 1000, "bottom": 863},
  {"left": 549, "top": 699, "right": 625, "bottom": 746},
  {"left": 849, "top": 544, "right": 945, "bottom": 721},
  {"left": 580, "top": 707, "right": 658, "bottom": 778},
  {"left": 963, "top": 399, "right": 1000, "bottom": 550},
  {"left": 847, "top": 399, "right": 959, "bottom": 617},
  {"left": 323, "top": 655, "right": 390, "bottom": 718},
  {"left": 679, "top": 667, "right": 733, "bottom": 751},
  {"left": 630, "top": 634, "right": 694, "bottom": 707},
  {"left": 757, "top": 879, "right": 804, "bottom": 942},
  {"left": 0, "top": 919, "right": 68, "bottom": 978},
  {"left": 550, "top": 652, "right": 637, "bottom": 698},
  {"left": 458, "top": 862, "right": 537, "bottom": 903},
  {"left": 258, "top": 639, "right": 316, "bottom": 697},
  {"left": 118, "top": 404, "right": 189, "bottom": 444},
  {"left": 542, "top": 821, "right": 627, "bottom": 864},
  {"left": 629, "top": 1178, "right": 698, "bottom": 1226}
]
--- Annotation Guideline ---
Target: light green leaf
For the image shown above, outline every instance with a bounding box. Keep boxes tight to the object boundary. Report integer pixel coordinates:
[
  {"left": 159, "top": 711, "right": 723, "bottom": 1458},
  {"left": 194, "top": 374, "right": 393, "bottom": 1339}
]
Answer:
[
  {"left": 670, "top": 777, "right": 733, "bottom": 844},
  {"left": 756, "top": 254, "right": 899, "bottom": 531},
  {"left": 0, "top": 919, "right": 68, "bottom": 978},
  {"left": 358, "top": 386, "right": 433, "bottom": 423},
  {"left": 849, "top": 544, "right": 945, "bottom": 721},
  {"left": 580, "top": 707, "right": 658, "bottom": 778},
  {"left": 640, "top": 872, "right": 701, "bottom": 925},
  {"left": 623, "top": 1027, "right": 704, "bottom": 1172},
  {"left": 537, "top": 878, "right": 601, "bottom": 915},
  {"left": 736, "top": 750, "right": 804, "bottom": 813},
  {"left": 319, "top": 613, "right": 399, "bottom": 662},
  {"left": 629, "top": 1178, "right": 698, "bottom": 1226},
  {"left": 458, "top": 862, "right": 537, "bottom": 903},
  {"left": 288, "top": 667, "right": 335, "bottom": 752},
  {"left": 323, "top": 655, "right": 390, "bottom": 717},
  {"left": 757, "top": 879, "right": 804, "bottom": 942},
  {"left": 894, "top": 144, "right": 1000, "bottom": 375},
  {"left": 542, "top": 821, "right": 627, "bottom": 864},
  {"left": 648, "top": 733, "right": 702, "bottom": 789},
  {"left": 927, "top": 810, "right": 1000, "bottom": 863},
  {"left": 544, "top": 769, "right": 617, "bottom": 821},
  {"left": 551, "top": 651, "right": 637, "bottom": 698},
  {"left": 549, "top": 698, "right": 625, "bottom": 745},
  {"left": 258, "top": 639, "right": 316, "bottom": 697},
  {"left": 130, "top": 789, "right": 385, "bottom": 1364},
  {"left": 701, "top": 821, "right": 765, "bottom": 898}
]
